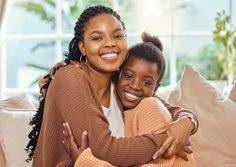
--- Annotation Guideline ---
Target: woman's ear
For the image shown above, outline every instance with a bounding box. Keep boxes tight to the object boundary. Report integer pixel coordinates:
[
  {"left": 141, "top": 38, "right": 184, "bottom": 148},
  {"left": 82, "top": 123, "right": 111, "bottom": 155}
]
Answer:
[{"left": 78, "top": 41, "right": 86, "bottom": 56}]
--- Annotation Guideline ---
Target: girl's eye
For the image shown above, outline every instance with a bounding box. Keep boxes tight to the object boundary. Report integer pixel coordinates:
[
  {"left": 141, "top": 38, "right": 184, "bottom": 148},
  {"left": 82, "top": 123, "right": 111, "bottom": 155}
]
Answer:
[
  {"left": 123, "top": 73, "right": 133, "bottom": 80},
  {"left": 142, "top": 80, "right": 152, "bottom": 86}
]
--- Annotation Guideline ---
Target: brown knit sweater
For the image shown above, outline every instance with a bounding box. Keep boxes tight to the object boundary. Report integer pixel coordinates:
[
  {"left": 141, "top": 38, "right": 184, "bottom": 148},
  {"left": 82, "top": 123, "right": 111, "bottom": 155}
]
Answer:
[
  {"left": 73, "top": 97, "right": 197, "bottom": 167},
  {"left": 32, "top": 65, "right": 167, "bottom": 167}
]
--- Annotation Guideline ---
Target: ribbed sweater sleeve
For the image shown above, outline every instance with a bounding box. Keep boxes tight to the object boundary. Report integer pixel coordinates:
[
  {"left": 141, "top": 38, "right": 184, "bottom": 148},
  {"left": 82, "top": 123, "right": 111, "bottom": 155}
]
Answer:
[
  {"left": 52, "top": 65, "right": 167, "bottom": 167},
  {"left": 156, "top": 96, "right": 199, "bottom": 134}
]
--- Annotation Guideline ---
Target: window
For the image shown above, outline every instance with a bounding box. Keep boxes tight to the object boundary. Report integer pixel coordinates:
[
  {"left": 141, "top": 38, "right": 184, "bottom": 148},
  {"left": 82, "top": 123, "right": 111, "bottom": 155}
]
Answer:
[{"left": 0, "top": 0, "right": 234, "bottom": 99}]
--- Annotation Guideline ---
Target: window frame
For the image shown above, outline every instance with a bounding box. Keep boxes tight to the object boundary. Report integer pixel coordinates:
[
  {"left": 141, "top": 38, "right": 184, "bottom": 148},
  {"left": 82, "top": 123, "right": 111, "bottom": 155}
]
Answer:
[{"left": 0, "top": 0, "right": 234, "bottom": 98}]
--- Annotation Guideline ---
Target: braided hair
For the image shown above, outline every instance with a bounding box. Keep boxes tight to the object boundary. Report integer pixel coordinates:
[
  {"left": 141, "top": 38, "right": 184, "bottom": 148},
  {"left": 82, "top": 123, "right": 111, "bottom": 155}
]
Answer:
[{"left": 25, "top": 5, "right": 126, "bottom": 162}]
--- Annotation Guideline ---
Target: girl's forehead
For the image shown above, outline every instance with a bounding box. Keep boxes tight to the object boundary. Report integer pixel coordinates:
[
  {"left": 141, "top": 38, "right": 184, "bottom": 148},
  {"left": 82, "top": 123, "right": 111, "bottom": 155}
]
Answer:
[{"left": 125, "top": 57, "right": 151, "bottom": 65}]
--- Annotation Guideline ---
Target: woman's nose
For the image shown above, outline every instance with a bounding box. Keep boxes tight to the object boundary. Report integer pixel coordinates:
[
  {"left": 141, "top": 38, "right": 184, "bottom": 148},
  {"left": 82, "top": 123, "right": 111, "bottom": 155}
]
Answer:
[{"left": 104, "top": 37, "right": 116, "bottom": 47}]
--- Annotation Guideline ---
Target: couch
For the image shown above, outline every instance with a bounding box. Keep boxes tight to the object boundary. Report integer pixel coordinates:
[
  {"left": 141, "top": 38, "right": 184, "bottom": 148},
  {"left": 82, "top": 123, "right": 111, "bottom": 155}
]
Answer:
[{"left": 1, "top": 64, "right": 236, "bottom": 167}]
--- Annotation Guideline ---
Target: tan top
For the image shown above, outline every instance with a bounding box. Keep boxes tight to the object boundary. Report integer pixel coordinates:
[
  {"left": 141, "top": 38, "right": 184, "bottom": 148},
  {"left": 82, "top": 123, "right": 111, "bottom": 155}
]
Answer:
[{"left": 32, "top": 64, "right": 167, "bottom": 167}]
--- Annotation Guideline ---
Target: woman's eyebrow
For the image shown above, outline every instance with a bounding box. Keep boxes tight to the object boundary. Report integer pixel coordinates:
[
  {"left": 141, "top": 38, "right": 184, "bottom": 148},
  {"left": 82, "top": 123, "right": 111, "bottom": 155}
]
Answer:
[
  {"left": 89, "top": 31, "right": 103, "bottom": 35},
  {"left": 113, "top": 27, "right": 123, "bottom": 33},
  {"left": 89, "top": 28, "right": 123, "bottom": 36}
]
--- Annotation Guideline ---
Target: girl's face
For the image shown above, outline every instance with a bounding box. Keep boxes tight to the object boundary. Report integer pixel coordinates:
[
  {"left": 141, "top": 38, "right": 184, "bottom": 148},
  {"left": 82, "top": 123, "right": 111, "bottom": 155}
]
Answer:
[
  {"left": 116, "top": 57, "right": 160, "bottom": 109},
  {"left": 79, "top": 14, "right": 127, "bottom": 73}
]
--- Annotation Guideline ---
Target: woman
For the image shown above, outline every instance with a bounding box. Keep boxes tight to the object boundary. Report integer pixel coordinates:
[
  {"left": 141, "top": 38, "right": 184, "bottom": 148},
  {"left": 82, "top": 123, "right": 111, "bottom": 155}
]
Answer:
[{"left": 26, "top": 5, "right": 198, "bottom": 167}]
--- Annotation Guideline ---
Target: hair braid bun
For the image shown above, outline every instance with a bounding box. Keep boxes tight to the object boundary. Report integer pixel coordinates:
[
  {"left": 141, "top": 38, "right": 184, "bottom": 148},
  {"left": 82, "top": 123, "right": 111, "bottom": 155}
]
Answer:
[{"left": 141, "top": 31, "right": 163, "bottom": 51}]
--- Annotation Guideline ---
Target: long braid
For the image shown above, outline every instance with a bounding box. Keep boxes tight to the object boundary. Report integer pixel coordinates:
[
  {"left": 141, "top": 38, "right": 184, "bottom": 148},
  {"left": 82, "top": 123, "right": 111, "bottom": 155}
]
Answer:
[
  {"left": 25, "top": 75, "right": 51, "bottom": 162},
  {"left": 25, "top": 5, "right": 125, "bottom": 162}
]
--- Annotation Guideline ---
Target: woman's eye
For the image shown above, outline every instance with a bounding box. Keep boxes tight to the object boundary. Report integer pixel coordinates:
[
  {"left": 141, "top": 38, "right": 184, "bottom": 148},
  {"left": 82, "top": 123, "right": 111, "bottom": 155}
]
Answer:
[
  {"left": 92, "top": 36, "right": 102, "bottom": 41},
  {"left": 114, "top": 34, "right": 124, "bottom": 39}
]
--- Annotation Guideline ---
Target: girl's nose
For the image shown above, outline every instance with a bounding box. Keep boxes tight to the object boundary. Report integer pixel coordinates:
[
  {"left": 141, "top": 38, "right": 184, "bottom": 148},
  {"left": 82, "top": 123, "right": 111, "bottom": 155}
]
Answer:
[{"left": 130, "top": 79, "right": 141, "bottom": 90}]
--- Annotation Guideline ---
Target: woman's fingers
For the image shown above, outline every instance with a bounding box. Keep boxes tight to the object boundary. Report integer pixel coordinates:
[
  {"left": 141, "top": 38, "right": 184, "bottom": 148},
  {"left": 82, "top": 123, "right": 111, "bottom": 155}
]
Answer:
[
  {"left": 152, "top": 137, "right": 172, "bottom": 159},
  {"left": 176, "top": 150, "right": 188, "bottom": 161},
  {"left": 183, "top": 146, "right": 193, "bottom": 154},
  {"left": 162, "top": 142, "right": 179, "bottom": 157}
]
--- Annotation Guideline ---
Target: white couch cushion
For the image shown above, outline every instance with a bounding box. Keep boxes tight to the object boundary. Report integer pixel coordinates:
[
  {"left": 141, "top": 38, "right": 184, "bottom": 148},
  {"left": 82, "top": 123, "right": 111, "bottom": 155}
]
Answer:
[
  {"left": 168, "top": 65, "right": 236, "bottom": 167},
  {"left": 0, "top": 94, "right": 37, "bottom": 167}
]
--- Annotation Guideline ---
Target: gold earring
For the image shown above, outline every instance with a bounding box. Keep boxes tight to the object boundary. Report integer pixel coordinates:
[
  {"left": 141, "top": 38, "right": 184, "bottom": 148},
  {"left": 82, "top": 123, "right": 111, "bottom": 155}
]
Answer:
[
  {"left": 126, "top": 51, "right": 129, "bottom": 59},
  {"left": 80, "top": 55, "right": 87, "bottom": 64}
]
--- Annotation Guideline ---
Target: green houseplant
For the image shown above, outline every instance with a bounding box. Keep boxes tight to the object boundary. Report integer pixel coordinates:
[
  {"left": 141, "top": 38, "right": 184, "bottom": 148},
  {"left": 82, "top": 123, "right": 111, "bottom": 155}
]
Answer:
[{"left": 213, "top": 10, "right": 236, "bottom": 84}]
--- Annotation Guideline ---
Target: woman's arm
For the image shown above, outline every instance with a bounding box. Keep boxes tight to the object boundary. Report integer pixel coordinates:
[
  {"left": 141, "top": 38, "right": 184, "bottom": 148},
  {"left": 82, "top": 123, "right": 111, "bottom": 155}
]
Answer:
[
  {"left": 52, "top": 65, "right": 167, "bottom": 166},
  {"left": 156, "top": 96, "right": 198, "bottom": 135},
  {"left": 151, "top": 96, "right": 197, "bottom": 159}
]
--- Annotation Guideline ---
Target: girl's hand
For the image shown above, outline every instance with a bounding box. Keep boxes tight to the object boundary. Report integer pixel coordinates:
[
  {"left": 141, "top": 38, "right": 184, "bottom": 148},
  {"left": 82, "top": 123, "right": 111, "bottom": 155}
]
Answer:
[
  {"left": 49, "top": 61, "right": 68, "bottom": 79},
  {"left": 152, "top": 117, "right": 193, "bottom": 160},
  {"left": 49, "top": 60, "right": 80, "bottom": 78},
  {"left": 38, "top": 60, "right": 80, "bottom": 97},
  {"left": 62, "top": 122, "right": 88, "bottom": 162}
]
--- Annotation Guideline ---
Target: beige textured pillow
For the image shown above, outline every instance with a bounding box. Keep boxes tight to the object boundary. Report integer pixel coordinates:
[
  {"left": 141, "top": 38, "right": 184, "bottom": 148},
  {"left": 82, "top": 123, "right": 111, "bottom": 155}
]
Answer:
[
  {"left": 0, "top": 94, "right": 36, "bottom": 167},
  {"left": 0, "top": 93, "right": 37, "bottom": 111},
  {"left": 229, "top": 82, "right": 236, "bottom": 102},
  {"left": 168, "top": 65, "right": 236, "bottom": 167}
]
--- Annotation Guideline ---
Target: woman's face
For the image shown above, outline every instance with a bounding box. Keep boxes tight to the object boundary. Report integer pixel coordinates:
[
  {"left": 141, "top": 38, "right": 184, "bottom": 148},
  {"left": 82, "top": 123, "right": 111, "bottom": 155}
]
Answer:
[
  {"left": 116, "top": 57, "right": 160, "bottom": 109},
  {"left": 79, "top": 14, "right": 127, "bottom": 73}
]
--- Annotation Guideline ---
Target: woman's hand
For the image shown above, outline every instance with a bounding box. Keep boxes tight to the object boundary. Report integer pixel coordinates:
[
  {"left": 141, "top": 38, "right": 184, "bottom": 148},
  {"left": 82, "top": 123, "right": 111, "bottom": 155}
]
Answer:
[
  {"left": 152, "top": 117, "right": 194, "bottom": 160},
  {"left": 62, "top": 122, "right": 88, "bottom": 162}
]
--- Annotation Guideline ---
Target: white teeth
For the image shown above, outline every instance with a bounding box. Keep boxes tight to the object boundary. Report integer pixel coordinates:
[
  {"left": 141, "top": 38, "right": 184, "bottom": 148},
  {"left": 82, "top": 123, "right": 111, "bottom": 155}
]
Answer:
[
  {"left": 101, "top": 53, "right": 117, "bottom": 59},
  {"left": 126, "top": 92, "right": 139, "bottom": 100}
]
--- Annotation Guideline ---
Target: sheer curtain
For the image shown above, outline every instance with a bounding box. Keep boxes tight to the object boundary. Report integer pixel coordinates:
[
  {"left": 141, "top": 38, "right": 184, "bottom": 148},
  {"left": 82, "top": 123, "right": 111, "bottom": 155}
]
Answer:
[
  {"left": 0, "top": 0, "right": 7, "bottom": 29},
  {"left": 0, "top": 0, "right": 6, "bottom": 97}
]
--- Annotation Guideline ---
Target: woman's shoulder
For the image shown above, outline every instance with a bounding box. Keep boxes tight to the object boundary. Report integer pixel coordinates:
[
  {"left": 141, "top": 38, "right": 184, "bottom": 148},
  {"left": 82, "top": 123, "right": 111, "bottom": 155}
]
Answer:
[
  {"left": 56, "top": 63, "right": 88, "bottom": 79},
  {"left": 50, "top": 63, "right": 91, "bottom": 89}
]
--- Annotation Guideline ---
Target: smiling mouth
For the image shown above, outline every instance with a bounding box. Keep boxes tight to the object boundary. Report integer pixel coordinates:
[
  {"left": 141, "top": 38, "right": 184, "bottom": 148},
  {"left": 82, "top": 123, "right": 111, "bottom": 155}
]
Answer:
[
  {"left": 125, "top": 92, "right": 141, "bottom": 101},
  {"left": 101, "top": 53, "right": 118, "bottom": 60}
]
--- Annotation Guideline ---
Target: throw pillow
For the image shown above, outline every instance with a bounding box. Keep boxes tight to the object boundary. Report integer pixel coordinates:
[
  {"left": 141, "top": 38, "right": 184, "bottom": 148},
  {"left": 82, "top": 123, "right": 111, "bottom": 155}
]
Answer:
[
  {"left": 0, "top": 94, "right": 36, "bottom": 167},
  {"left": 168, "top": 65, "right": 236, "bottom": 167}
]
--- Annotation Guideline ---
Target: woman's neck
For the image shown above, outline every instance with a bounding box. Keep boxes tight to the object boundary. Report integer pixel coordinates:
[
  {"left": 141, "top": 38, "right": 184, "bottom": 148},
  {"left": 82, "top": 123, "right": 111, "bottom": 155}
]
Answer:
[{"left": 85, "top": 64, "right": 113, "bottom": 108}]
